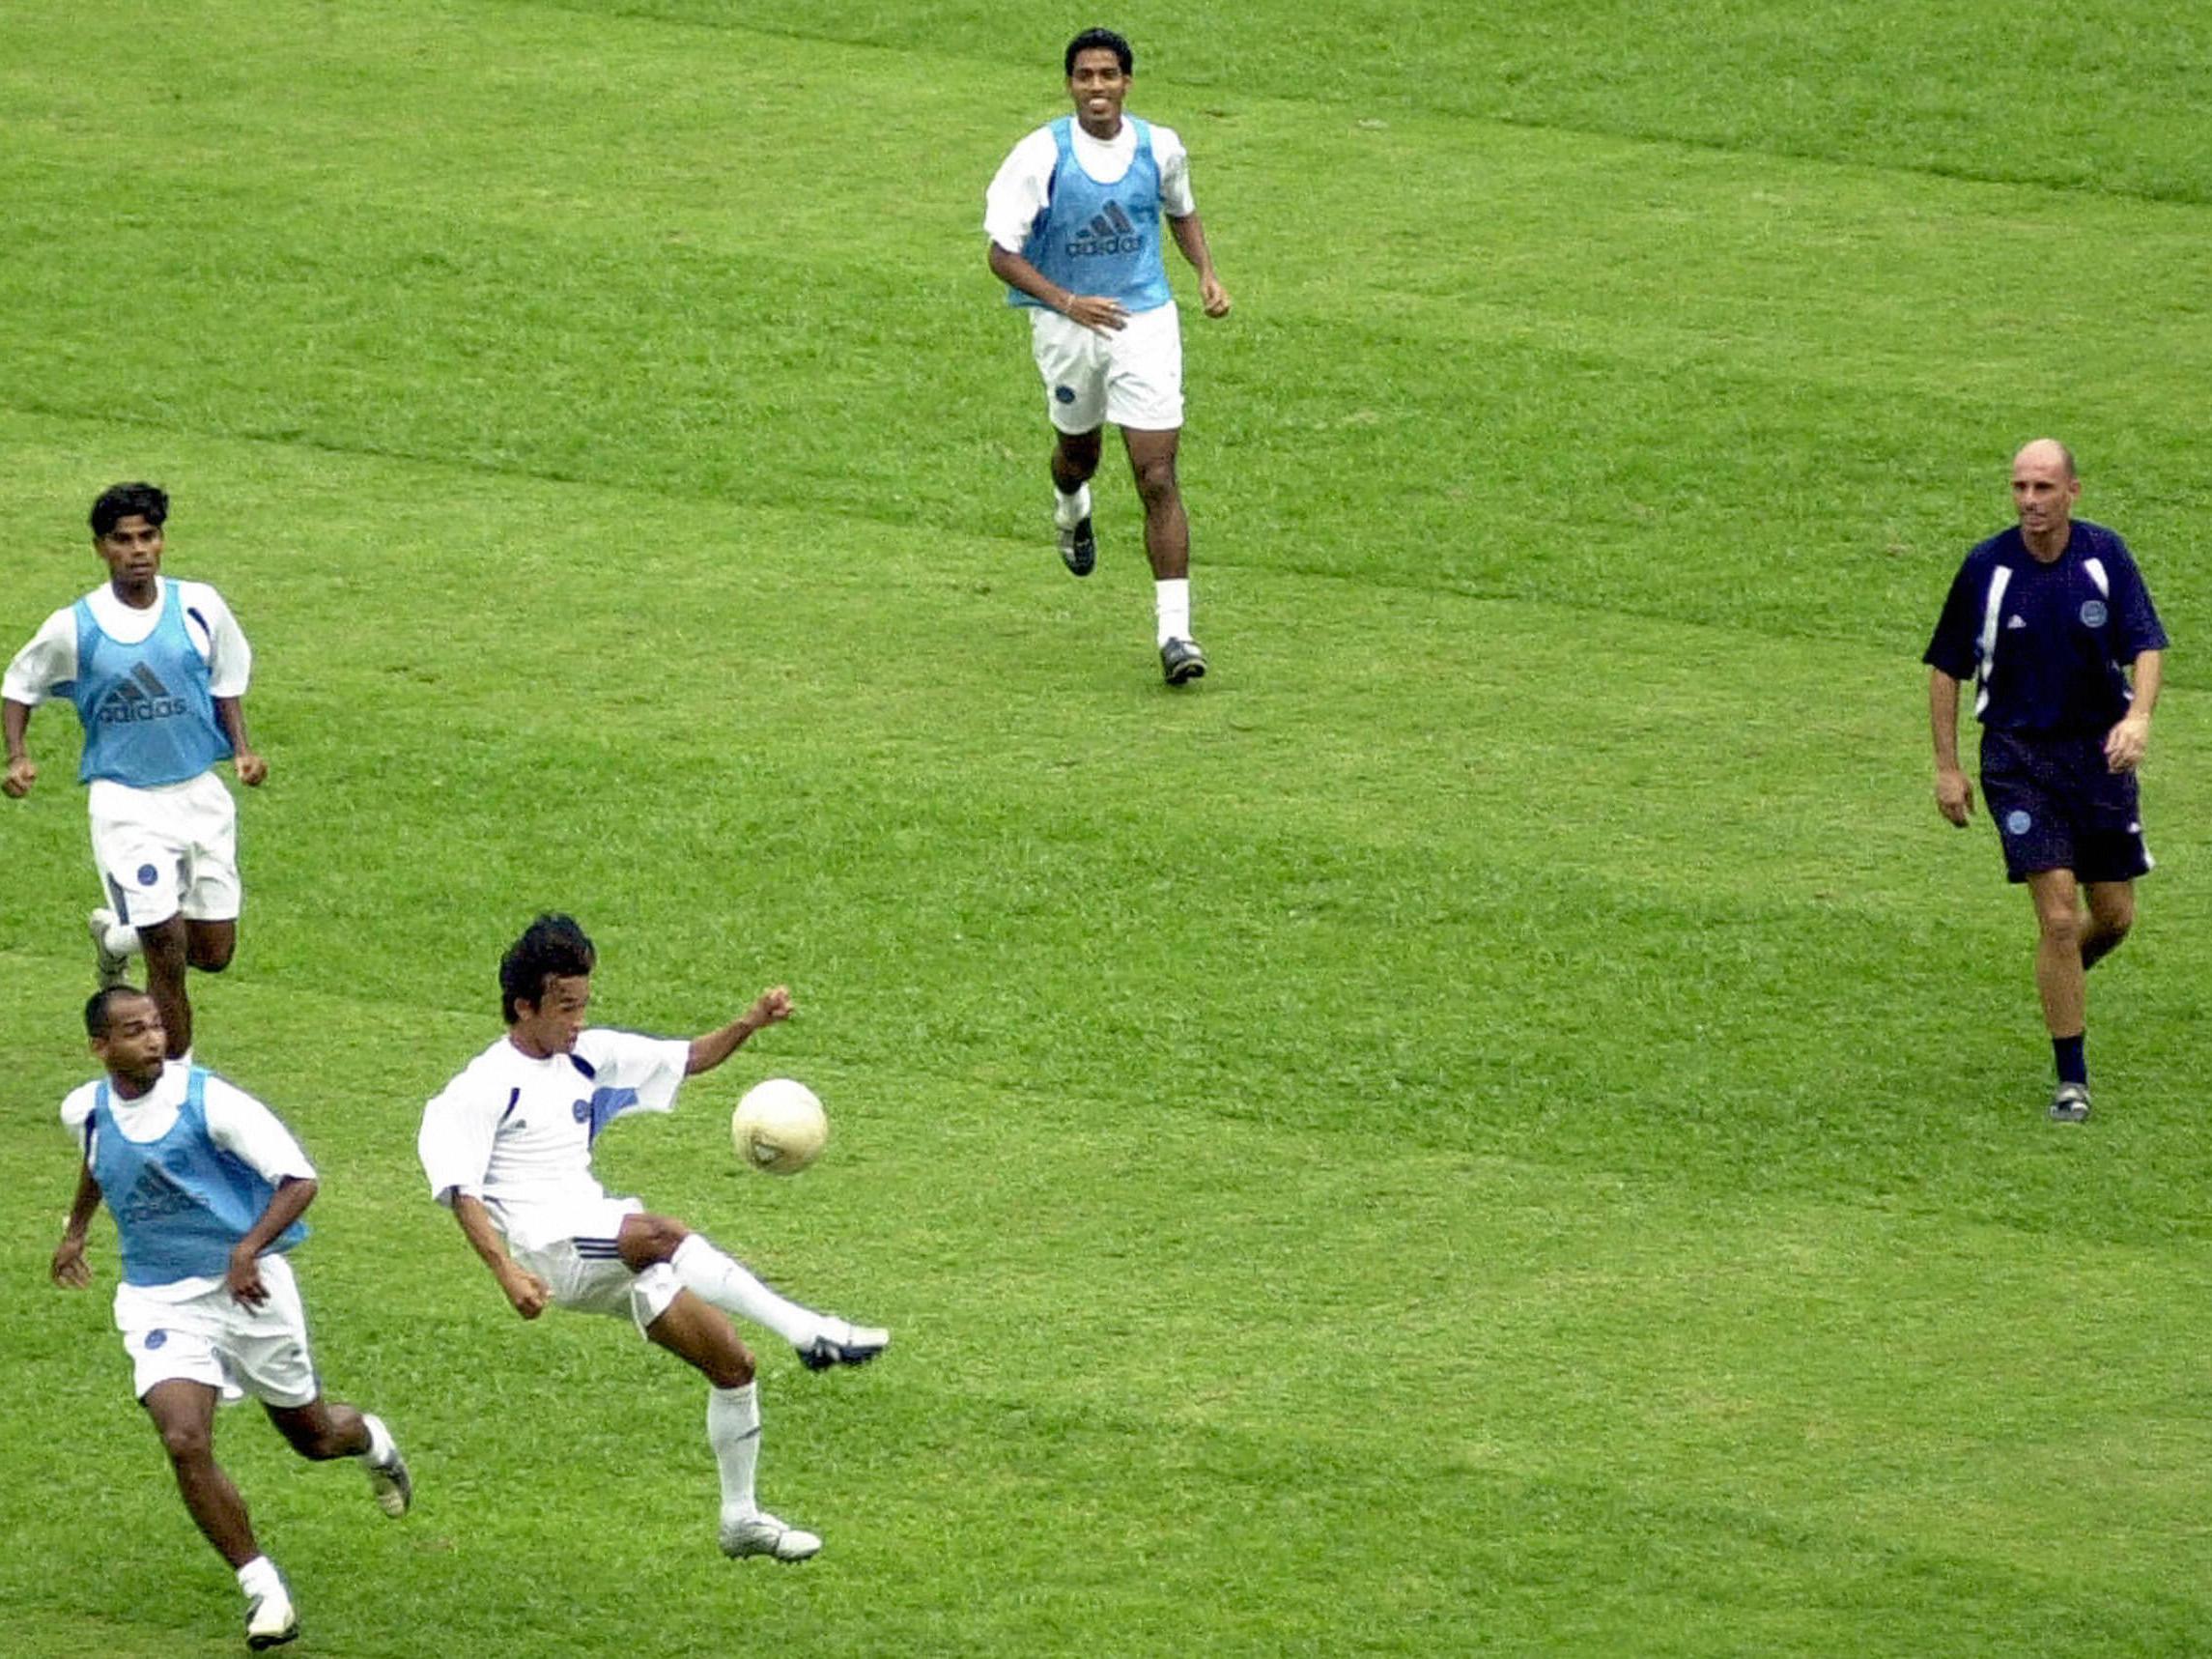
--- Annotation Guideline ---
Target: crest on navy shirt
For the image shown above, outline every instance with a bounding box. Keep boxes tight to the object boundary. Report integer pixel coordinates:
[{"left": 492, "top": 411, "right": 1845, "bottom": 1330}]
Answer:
[
  {"left": 2005, "top": 810, "right": 2032, "bottom": 836},
  {"left": 2080, "top": 600, "right": 2108, "bottom": 629}
]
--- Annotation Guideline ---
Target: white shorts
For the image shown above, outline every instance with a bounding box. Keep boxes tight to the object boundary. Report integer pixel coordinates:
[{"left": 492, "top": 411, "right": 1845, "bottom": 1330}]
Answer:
[
  {"left": 89, "top": 772, "right": 241, "bottom": 929},
  {"left": 1030, "top": 300, "right": 1183, "bottom": 434},
  {"left": 116, "top": 1253, "right": 319, "bottom": 1409},
  {"left": 507, "top": 1196, "right": 683, "bottom": 1337}
]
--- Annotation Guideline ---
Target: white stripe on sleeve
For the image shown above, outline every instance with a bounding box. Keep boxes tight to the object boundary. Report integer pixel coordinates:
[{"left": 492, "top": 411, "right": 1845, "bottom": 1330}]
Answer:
[{"left": 1973, "top": 564, "right": 2013, "bottom": 717}]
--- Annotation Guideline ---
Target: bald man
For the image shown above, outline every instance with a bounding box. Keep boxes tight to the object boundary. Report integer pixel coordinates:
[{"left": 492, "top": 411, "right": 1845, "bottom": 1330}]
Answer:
[{"left": 1924, "top": 441, "right": 2168, "bottom": 1122}]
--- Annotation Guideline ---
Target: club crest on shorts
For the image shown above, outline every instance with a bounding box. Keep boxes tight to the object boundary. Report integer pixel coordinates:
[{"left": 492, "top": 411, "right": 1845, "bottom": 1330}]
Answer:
[
  {"left": 145, "top": 1330, "right": 168, "bottom": 1350},
  {"left": 136, "top": 863, "right": 158, "bottom": 887},
  {"left": 1055, "top": 385, "right": 1077, "bottom": 404},
  {"left": 2080, "top": 600, "right": 2108, "bottom": 628},
  {"left": 2005, "top": 810, "right": 2032, "bottom": 836}
]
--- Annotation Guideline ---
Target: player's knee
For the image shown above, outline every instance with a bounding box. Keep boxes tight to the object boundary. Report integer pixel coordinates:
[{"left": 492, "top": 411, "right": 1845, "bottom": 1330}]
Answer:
[
  {"left": 139, "top": 920, "right": 189, "bottom": 969},
  {"left": 1132, "top": 456, "right": 1178, "bottom": 505},
  {"left": 623, "top": 1214, "right": 691, "bottom": 1266},
  {"left": 710, "top": 1344, "right": 756, "bottom": 1390},
  {"left": 2035, "top": 905, "right": 2084, "bottom": 949},
  {"left": 156, "top": 1417, "right": 213, "bottom": 1464},
  {"left": 191, "top": 943, "right": 235, "bottom": 973},
  {"left": 280, "top": 1417, "right": 350, "bottom": 1460}
]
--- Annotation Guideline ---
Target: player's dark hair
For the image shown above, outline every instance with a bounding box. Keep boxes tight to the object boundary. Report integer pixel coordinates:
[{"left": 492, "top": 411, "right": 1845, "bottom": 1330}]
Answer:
[
  {"left": 84, "top": 984, "right": 152, "bottom": 1039},
  {"left": 90, "top": 482, "right": 169, "bottom": 538},
  {"left": 1065, "top": 27, "right": 1133, "bottom": 75},
  {"left": 500, "top": 913, "right": 597, "bottom": 1023}
]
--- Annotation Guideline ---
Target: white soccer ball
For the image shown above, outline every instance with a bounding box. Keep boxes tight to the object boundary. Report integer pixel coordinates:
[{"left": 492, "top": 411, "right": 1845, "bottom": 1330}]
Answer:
[{"left": 731, "top": 1078, "right": 828, "bottom": 1176}]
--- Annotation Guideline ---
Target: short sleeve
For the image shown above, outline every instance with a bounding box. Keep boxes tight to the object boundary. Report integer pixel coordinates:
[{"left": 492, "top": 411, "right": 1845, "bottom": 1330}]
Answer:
[
  {"left": 1154, "top": 126, "right": 1196, "bottom": 216},
  {"left": 176, "top": 582, "right": 252, "bottom": 699},
  {"left": 419, "top": 1065, "right": 501, "bottom": 1205},
  {"left": 2108, "top": 545, "right": 2169, "bottom": 659},
  {"left": 984, "top": 128, "right": 1058, "bottom": 253},
  {"left": 573, "top": 1029, "right": 691, "bottom": 1123},
  {"left": 202, "top": 1075, "right": 316, "bottom": 1184},
  {"left": 1923, "top": 557, "right": 1985, "bottom": 680},
  {"left": 3, "top": 609, "right": 79, "bottom": 707},
  {"left": 60, "top": 1083, "right": 99, "bottom": 1162}
]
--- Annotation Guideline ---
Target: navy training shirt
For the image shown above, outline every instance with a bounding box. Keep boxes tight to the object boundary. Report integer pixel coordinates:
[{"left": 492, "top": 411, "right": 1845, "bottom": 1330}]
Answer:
[{"left": 1923, "top": 521, "right": 2167, "bottom": 736}]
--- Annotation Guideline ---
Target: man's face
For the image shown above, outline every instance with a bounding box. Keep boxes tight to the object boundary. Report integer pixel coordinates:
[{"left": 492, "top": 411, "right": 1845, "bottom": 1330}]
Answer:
[
  {"left": 2011, "top": 450, "right": 2079, "bottom": 538},
  {"left": 96, "top": 515, "right": 164, "bottom": 588},
  {"left": 515, "top": 973, "right": 592, "bottom": 1056},
  {"left": 1066, "top": 47, "right": 1130, "bottom": 131},
  {"left": 92, "top": 994, "right": 168, "bottom": 1090}
]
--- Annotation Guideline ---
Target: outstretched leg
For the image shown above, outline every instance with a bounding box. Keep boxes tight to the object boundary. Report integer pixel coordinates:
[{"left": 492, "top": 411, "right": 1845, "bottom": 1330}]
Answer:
[{"left": 618, "top": 1212, "right": 887, "bottom": 1367}]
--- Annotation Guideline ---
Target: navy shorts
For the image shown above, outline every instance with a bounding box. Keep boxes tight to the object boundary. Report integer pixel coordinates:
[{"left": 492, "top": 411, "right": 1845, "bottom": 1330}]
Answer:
[{"left": 1980, "top": 729, "right": 2151, "bottom": 885}]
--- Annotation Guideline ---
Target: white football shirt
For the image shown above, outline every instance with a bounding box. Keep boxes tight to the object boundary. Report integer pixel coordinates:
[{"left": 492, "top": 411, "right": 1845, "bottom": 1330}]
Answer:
[{"left": 417, "top": 1028, "right": 691, "bottom": 1250}]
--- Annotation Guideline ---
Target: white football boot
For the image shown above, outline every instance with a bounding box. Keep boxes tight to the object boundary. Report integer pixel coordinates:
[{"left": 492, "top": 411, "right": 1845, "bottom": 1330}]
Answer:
[
  {"left": 244, "top": 1577, "right": 299, "bottom": 1649},
  {"left": 720, "top": 1511, "right": 823, "bottom": 1562}
]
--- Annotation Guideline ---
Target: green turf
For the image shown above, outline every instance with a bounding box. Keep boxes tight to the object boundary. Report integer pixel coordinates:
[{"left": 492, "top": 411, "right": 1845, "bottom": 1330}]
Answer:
[{"left": 4, "top": 3, "right": 2209, "bottom": 1654}]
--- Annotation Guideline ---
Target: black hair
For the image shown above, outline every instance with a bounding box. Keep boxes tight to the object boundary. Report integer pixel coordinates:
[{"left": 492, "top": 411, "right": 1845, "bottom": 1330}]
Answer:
[
  {"left": 85, "top": 984, "right": 152, "bottom": 1039},
  {"left": 90, "top": 482, "right": 170, "bottom": 539},
  {"left": 1065, "top": 27, "right": 1133, "bottom": 75},
  {"left": 499, "top": 913, "right": 596, "bottom": 1023}
]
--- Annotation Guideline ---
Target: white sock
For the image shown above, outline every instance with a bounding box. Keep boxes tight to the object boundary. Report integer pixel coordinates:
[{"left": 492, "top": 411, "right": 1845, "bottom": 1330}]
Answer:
[
  {"left": 359, "top": 1412, "right": 395, "bottom": 1466},
  {"left": 708, "top": 1382, "right": 761, "bottom": 1521},
  {"left": 237, "top": 1556, "right": 282, "bottom": 1600},
  {"left": 671, "top": 1235, "right": 829, "bottom": 1350},
  {"left": 102, "top": 920, "right": 142, "bottom": 958},
  {"left": 1054, "top": 482, "right": 1092, "bottom": 529},
  {"left": 1155, "top": 578, "right": 1192, "bottom": 647}
]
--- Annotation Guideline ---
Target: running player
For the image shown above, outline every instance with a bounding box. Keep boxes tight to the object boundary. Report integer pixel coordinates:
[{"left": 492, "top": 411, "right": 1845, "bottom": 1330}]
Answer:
[
  {"left": 5, "top": 483, "right": 267, "bottom": 1057},
  {"left": 52, "top": 986, "right": 411, "bottom": 1651},
  {"left": 985, "top": 27, "right": 1233, "bottom": 684}
]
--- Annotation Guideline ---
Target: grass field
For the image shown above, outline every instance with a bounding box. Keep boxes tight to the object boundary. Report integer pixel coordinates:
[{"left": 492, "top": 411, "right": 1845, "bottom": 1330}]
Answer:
[{"left": 4, "top": 3, "right": 2210, "bottom": 1654}]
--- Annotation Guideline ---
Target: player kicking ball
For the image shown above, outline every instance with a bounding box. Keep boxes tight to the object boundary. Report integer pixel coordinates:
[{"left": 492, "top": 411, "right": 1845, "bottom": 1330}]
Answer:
[
  {"left": 52, "top": 987, "right": 412, "bottom": 1652},
  {"left": 417, "top": 913, "right": 888, "bottom": 1562}
]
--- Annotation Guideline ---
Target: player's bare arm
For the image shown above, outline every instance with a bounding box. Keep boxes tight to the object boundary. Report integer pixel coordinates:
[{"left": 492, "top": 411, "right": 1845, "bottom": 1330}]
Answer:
[
  {"left": 214, "top": 695, "right": 268, "bottom": 787},
  {"left": 226, "top": 1176, "right": 318, "bottom": 1308},
  {"left": 1928, "top": 668, "right": 1974, "bottom": 826},
  {"left": 986, "top": 242, "right": 1129, "bottom": 332},
  {"left": 3, "top": 699, "right": 36, "bottom": 798},
  {"left": 687, "top": 987, "right": 794, "bottom": 1076},
  {"left": 2105, "top": 649, "right": 2162, "bottom": 773},
  {"left": 51, "top": 1162, "right": 103, "bottom": 1287},
  {"left": 450, "top": 1193, "right": 551, "bottom": 1317},
  {"left": 1167, "top": 213, "right": 1231, "bottom": 317}
]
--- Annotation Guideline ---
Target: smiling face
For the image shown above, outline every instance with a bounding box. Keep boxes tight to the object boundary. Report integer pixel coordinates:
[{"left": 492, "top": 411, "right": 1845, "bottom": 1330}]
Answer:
[{"left": 1066, "top": 46, "right": 1130, "bottom": 137}]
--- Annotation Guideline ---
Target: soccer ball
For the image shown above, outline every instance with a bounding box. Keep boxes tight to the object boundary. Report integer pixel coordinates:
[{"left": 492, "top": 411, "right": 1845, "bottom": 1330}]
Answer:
[{"left": 731, "top": 1078, "right": 828, "bottom": 1176}]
